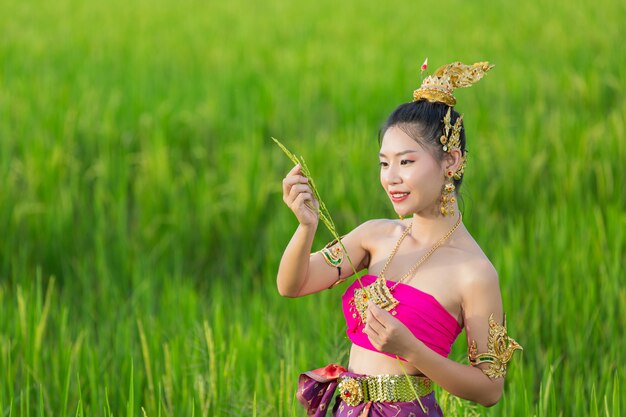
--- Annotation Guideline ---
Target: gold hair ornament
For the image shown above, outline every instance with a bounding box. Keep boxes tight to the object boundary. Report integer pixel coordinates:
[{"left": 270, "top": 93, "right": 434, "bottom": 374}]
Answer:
[
  {"left": 441, "top": 108, "right": 463, "bottom": 153},
  {"left": 441, "top": 107, "right": 467, "bottom": 180},
  {"left": 413, "top": 61, "right": 495, "bottom": 107},
  {"left": 468, "top": 314, "right": 523, "bottom": 379},
  {"left": 416, "top": 61, "right": 492, "bottom": 180}
]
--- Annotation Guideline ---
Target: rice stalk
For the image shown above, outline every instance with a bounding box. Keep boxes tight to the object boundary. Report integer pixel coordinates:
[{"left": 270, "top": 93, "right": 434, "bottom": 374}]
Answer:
[
  {"left": 137, "top": 320, "right": 156, "bottom": 412},
  {"left": 272, "top": 137, "right": 363, "bottom": 289}
]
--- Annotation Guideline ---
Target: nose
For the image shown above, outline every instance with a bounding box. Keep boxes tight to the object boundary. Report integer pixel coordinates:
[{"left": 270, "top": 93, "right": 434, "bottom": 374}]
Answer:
[{"left": 382, "top": 163, "right": 402, "bottom": 185}]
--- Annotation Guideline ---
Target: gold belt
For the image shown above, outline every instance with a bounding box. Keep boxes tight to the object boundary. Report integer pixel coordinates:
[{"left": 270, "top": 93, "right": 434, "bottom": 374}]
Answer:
[{"left": 337, "top": 374, "right": 434, "bottom": 406}]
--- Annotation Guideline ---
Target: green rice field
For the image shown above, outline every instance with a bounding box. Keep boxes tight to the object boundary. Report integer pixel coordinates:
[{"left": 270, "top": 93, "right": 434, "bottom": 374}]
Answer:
[{"left": 0, "top": 0, "right": 624, "bottom": 415}]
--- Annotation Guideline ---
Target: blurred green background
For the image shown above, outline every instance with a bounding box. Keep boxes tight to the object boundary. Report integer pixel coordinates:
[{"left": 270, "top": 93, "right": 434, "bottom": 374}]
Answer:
[{"left": 0, "top": 0, "right": 624, "bottom": 415}]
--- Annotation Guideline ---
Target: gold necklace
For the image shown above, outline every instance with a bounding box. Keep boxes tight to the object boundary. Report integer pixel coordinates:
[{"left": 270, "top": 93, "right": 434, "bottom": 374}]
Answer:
[
  {"left": 350, "top": 214, "right": 462, "bottom": 323},
  {"left": 382, "top": 214, "right": 462, "bottom": 290}
]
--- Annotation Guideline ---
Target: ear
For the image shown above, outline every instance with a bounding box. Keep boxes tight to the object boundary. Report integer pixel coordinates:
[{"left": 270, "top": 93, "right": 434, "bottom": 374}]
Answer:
[{"left": 442, "top": 148, "right": 463, "bottom": 173}]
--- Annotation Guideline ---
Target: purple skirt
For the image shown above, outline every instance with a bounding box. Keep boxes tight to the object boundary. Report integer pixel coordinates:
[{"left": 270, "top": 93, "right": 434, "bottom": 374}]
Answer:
[{"left": 297, "top": 365, "right": 444, "bottom": 417}]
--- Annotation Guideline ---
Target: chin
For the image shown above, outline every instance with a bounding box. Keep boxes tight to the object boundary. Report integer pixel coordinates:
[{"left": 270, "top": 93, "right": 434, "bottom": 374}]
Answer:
[
  {"left": 394, "top": 209, "right": 413, "bottom": 219},
  {"left": 393, "top": 203, "right": 418, "bottom": 217}
]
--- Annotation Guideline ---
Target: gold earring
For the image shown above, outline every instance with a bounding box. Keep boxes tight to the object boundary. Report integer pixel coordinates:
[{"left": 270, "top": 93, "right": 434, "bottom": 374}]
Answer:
[
  {"left": 440, "top": 170, "right": 456, "bottom": 217},
  {"left": 454, "top": 154, "right": 467, "bottom": 181}
]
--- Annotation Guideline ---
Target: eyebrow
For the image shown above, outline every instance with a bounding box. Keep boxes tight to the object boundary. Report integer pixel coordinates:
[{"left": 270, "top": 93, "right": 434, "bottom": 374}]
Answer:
[{"left": 378, "top": 150, "right": 419, "bottom": 158}]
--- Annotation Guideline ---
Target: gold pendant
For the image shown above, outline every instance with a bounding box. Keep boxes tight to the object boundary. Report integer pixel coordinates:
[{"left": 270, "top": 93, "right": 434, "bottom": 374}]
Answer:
[{"left": 351, "top": 277, "right": 399, "bottom": 324}]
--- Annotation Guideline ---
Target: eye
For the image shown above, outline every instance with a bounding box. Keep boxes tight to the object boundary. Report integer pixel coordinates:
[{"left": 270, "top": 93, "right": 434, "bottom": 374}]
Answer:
[
  {"left": 400, "top": 159, "right": 414, "bottom": 165},
  {"left": 379, "top": 161, "right": 388, "bottom": 167}
]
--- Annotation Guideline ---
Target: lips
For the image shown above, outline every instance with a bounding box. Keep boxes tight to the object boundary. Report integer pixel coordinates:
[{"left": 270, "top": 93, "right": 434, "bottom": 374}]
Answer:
[{"left": 390, "top": 192, "right": 410, "bottom": 202}]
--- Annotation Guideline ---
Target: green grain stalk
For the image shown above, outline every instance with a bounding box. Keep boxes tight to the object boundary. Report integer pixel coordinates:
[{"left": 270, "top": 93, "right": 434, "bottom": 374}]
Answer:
[{"left": 272, "top": 137, "right": 364, "bottom": 289}]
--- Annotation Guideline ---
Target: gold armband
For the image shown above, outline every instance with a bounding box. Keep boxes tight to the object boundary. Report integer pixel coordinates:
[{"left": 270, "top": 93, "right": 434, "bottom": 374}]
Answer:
[
  {"left": 468, "top": 314, "right": 522, "bottom": 379},
  {"left": 319, "top": 237, "right": 346, "bottom": 288},
  {"left": 320, "top": 237, "right": 345, "bottom": 268}
]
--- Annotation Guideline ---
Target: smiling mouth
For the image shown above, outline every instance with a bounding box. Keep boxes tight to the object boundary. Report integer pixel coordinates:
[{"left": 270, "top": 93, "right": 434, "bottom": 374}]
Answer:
[{"left": 390, "top": 192, "right": 410, "bottom": 202}]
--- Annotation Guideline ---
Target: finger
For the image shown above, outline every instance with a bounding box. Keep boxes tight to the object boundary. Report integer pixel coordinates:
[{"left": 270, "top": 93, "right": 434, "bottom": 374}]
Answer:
[
  {"left": 286, "top": 164, "right": 309, "bottom": 184},
  {"left": 287, "top": 186, "right": 313, "bottom": 207},
  {"left": 293, "top": 193, "right": 313, "bottom": 208},
  {"left": 363, "top": 321, "right": 380, "bottom": 338},
  {"left": 283, "top": 181, "right": 305, "bottom": 204},
  {"left": 282, "top": 174, "right": 308, "bottom": 191},
  {"left": 367, "top": 301, "right": 388, "bottom": 323},
  {"left": 287, "top": 163, "right": 302, "bottom": 176},
  {"left": 293, "top": 192, "right": 316, "bottom": 212},
  {"left": 282, "top": 173, "right": 309, "bottom": 196},
  {"left": 365, "top": 315, "right": 385, "bottom": 335},
  {"left": 288, "top": 183, "right": 314, "bottom": 203},
  {"left": 366, "top": 305, "right": 386, "bottom": 329}
]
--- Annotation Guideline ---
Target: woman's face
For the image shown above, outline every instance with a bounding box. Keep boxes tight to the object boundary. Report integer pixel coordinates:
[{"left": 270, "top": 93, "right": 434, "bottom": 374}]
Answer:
[{"left": 379, "top": 126, "right": 445, "bottom": 218}]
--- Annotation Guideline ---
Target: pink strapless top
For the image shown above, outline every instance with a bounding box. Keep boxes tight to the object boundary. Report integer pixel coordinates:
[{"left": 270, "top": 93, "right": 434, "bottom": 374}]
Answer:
[{"left": 341, "top": 274, "right": 462, "bottom": 360}]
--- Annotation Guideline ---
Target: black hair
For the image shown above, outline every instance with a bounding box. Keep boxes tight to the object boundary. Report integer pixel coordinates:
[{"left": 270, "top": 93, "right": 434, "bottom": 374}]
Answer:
[{"left": 379, "top": 100, "right": 467, "bottom": 188}]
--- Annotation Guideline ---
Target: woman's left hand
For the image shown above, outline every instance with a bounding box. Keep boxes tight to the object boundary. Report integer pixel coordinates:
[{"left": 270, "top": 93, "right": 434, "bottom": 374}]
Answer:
[{"left": 363, "top": 301, "right": 418, "bottom": 358}]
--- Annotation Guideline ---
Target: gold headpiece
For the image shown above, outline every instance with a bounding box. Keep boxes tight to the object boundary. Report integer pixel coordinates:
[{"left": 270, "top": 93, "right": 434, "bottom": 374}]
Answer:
[
  {"left": 413, "top": 61, "right": 495, "bottom": 107},
  {"left": 440, "top": 108, "right": 463, "bottom": 153}
]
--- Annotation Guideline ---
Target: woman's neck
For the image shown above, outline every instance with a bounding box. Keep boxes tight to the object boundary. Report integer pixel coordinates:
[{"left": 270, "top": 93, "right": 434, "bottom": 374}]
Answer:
[{"left": 407, "top": 210, "right": 462, "bottom": 246}]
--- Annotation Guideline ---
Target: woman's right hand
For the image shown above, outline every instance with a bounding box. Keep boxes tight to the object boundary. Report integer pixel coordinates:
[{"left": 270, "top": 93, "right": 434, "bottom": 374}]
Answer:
[{"left": 282, "top": 164, "right": 320, "bottom": 227}]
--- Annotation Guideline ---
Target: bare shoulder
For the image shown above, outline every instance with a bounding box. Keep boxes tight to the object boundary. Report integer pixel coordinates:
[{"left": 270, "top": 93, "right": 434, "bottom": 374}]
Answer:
[
  {"left": 347, "top": 218, "right": 407, "bottom": 269},
  {"left": 334, "top": 218, "right": 387, "bottom": 243},
  {"left": 354, "top": 218, "right": 407, "bottom": 237},
  {"left": 454, "top": 243, "right": 501, "bottom": 301},
  {"left": 335, "top": 218, "right": 404, "bottom": 249}
]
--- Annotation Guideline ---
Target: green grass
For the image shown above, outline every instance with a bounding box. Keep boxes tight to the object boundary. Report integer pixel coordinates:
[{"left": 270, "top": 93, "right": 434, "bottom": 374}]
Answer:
[{"left": 0, "top": 0, "right": 624, "bottom": 415}]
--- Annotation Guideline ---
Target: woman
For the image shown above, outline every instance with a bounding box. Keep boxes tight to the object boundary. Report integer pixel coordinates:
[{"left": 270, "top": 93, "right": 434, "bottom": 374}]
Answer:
[{"left": 277, "top": 61, "right": 521, "bottom": 416}]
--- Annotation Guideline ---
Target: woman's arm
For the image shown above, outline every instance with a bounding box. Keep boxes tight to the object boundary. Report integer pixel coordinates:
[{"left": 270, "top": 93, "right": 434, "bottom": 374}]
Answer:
[
  {"left": 364, "top": 261, "right": 516, "bottom": 407},
  {"left": 277, "top": 164, "right": 371, "bottom": 297},
  {"left": 277, "top": 224, "right": 371, "bottom": 297}
]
